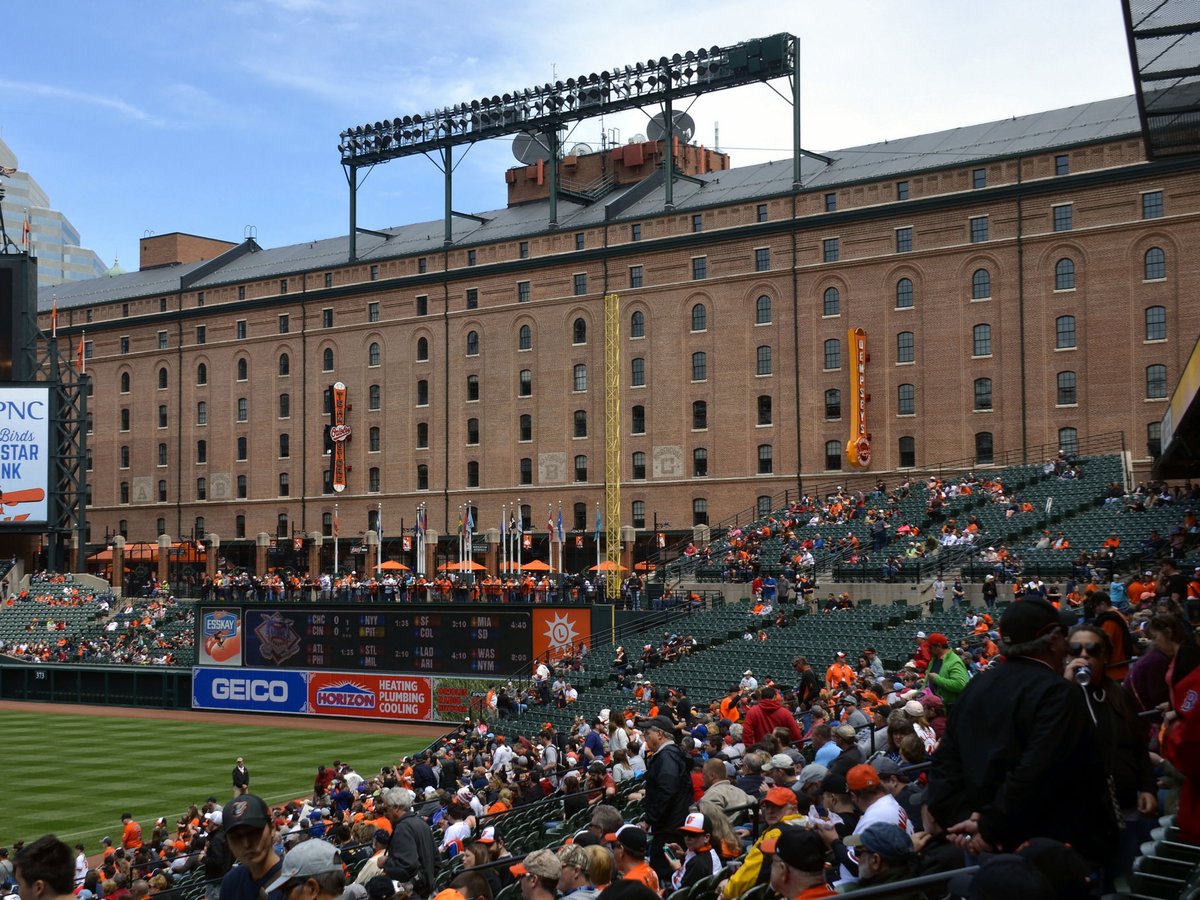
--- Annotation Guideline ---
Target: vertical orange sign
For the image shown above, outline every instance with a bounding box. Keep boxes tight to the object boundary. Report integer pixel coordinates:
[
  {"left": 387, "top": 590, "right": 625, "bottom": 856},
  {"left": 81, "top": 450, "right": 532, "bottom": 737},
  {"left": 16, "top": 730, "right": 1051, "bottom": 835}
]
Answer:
[
  {"left": 331, "top": 381, "right": 350, "bottom": 492},
  {"left": 846, "top": 328, "right": 871, "bottom": 468}
]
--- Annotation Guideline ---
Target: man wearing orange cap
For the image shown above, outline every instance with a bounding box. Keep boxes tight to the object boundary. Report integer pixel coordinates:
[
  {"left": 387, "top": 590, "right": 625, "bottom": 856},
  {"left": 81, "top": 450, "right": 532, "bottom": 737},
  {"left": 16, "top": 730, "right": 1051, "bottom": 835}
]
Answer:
[
  {"left": 722, "top": 788, "right": 804, "bottom": 899},
  {"left": 817, "top": 764, "right": 912, "bottom": 885}
]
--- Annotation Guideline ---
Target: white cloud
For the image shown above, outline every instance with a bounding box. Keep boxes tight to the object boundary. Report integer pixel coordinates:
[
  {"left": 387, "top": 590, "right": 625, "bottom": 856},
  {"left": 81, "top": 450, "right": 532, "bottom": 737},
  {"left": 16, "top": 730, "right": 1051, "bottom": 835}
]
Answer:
[{"left": 0, "top": 79, "right": 161, "bottom": 125}]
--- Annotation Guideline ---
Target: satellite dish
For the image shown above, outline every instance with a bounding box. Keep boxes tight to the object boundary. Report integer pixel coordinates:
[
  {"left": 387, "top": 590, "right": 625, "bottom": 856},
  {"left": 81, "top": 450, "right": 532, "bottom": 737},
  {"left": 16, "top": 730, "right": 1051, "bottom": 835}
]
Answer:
[
  {"left": 512, "top": 129, "right": 566, "bottom": 165},
  {"left": 627, "top": 133, "right": 647, "bottom": 145},
  {"left": 647, "top": 111, "right": 697, "bottom": 143},
  {"left": 570, "top": 143, "right": 593, "bottom": 156}
]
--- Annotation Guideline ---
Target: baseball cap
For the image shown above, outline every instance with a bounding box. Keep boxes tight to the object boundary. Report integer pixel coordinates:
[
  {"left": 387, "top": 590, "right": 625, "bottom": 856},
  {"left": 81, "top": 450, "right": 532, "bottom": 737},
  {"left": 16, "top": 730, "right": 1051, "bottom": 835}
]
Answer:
[
  {"left": 680, "top": 812, "right": 711, "bottom": 834},
  {"left": 846, "top": 764, "right": 882, "bottom": 791},
  {"left": 265, "top": 838, "right": 343, "bottom": 891},
  {"left": 759, "top": 826, "right": 825, "bottom": 873},
  {"left": 999, "top": 598, "right": 1075, "bottom": 645},
  {"left": 223, "top": 795, "right": 270, "bottom": 832},
  {"left": 743, "top": 669, "right": 753, "bottom": 675},
  {"left": 641, "top": 715, "right": 676, "bottom": 735},
  {"left": 842, "top": 695, "right": 858, "bottom": 705},
  {"left": 603, "top": 824, "right": 648, "bottom": 856},
  {"left": 566, "top": 829, "right": 601, "bottom": 847},
  {"left": 1016, "top": 838, "right": 1093, "bottom": 898},
  {"left": 927, "top": 632, "right": 949, "bottom": 648},
  {"left": 206, "top": 810, "right": 223, "bottom": 827},
  {"left": 834, "top": 724, "right": 857, "bottom": 740},
  {"left": 947, "top": 854, "right": 1056, "bottom": 900},
  {"left": 797, "top": 764, "right": 828, "bottom": 788},
  {"left": 364, "top": 877, "right": 398, "bottom": 900},
  {"left": 763, "top": 753, "right": 795, "bottom": 772},
  {"left": 477, "top": 826, "right": 497, "bottom": 844},
  {"left": 844, "top": 823, "right": 913, "bottom": 863},
  {"left": 903, "top": 700, "right": 925, "bottom": 718},
  {"left": 762, "top": 786, "right": 798, "bottom": 807},
  {"left": 510, "top": 848, "right": 562, "bottom": 880},
  {"left": 819, "top": 773, "right": 849, "bottom": 796},
  {"left": 915, "top": 631, "right": 926, "bottom": 639},
  {"left": 433, "top": 891, "right": 467, "bottom": 900},
  {"left": 871, "top": 758, "right": 905, "bottom": 780}
]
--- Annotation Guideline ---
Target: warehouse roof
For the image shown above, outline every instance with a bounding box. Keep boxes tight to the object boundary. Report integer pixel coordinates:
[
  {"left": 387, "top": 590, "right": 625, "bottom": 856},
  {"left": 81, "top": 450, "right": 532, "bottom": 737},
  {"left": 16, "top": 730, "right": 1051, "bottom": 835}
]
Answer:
[{"left": 41, "top": 94, "right": 1142, "bottom": 310}]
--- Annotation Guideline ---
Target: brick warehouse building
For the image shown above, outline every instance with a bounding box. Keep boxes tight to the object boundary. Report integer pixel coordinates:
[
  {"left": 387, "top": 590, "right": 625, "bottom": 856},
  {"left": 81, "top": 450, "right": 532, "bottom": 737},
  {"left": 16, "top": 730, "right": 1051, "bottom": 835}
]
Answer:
[{"left": 37, "top": 94, "right": 1200, "bottom": 562}]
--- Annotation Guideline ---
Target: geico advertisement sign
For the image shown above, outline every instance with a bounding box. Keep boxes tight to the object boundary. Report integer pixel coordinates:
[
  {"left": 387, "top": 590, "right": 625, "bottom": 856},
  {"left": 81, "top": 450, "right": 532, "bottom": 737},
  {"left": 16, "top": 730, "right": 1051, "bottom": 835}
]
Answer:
[
  {"left": 192, "top": 667, "right": 308, "bottom": 713},
  {"left": 308, "top": 672, "right": 432, "bottom": 721}
]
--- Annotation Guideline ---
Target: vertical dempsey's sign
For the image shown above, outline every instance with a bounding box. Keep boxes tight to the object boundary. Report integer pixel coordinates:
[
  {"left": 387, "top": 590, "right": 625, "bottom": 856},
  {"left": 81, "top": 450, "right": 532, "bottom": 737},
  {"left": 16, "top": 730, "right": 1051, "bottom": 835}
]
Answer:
[
  {"left": 845, "top": 328, "right": 871, "bottom": 469},
  {"left": 331, "top": 382, "right": 350, "bottom": 492},
  {"left": 0, "top": 386, "right": 50, "bottom": 525}
]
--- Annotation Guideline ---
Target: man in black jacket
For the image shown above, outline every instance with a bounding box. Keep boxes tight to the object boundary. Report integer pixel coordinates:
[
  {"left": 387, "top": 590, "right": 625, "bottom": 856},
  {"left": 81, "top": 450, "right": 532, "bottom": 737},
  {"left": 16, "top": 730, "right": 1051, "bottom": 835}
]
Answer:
[
  {"left": 379, "top": 787, "right": 437, "bottom": 900},
  {"left": 926, "top": 598, "right": 1118, "bottom": 866},
  {"left": 232, "top": 758, "right": 250, "bottom": 796},
  {"left": 642, "top": 715, "right": 692, "bottom": 883}
]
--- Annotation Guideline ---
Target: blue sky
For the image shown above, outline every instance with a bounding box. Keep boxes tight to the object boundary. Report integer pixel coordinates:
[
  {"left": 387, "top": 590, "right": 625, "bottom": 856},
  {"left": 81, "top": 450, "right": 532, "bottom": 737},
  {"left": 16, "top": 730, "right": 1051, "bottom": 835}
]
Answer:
[{"left": 3, "top": 1, "right": 1135, "bottom": 271}]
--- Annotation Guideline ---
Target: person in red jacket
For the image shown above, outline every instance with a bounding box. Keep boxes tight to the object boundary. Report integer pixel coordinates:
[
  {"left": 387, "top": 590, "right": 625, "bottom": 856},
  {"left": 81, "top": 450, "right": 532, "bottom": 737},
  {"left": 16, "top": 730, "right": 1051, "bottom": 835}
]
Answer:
[
  {"left": 911, "top": 631, "right": 932, "bottom": 673},
  {"left": 741, "top": 687, "right": 802, "bottom": 747}
]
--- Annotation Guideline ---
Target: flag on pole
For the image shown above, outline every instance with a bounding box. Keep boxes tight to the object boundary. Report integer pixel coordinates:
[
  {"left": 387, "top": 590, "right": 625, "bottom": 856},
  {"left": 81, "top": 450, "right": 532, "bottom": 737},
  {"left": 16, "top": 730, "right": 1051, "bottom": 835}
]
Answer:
[
  {"left": 50, "top": 300, "right": 57, "bottom": 338},
  {"left": 557, "top": 509, "right": 564, "bottom": 543},
  {"left": 457, "top": 510, "right": 464, "bottom": 537},
  {"left": 516, "top": 511, "right": 523, "bottom": 536},
  {"left": 416, "top": 507, "right": 426, "bottom": 538},
  {"left": 333, "top": 508, "right": 340, "bottom": 538},
  {"left": 594, "top": 507, "right": 602, "bottom": 543},
  {"left": 466, "top": 507, "right": 475, "bottom": 536},
  {"left": 548, "top": 506, "right": 555, "bottom": 537},
  {"left": 23, "top": 210, "right": 31, "bottom": 251},
  {"left": 77, "top": 333, "right": 86, "bottom": 374}
]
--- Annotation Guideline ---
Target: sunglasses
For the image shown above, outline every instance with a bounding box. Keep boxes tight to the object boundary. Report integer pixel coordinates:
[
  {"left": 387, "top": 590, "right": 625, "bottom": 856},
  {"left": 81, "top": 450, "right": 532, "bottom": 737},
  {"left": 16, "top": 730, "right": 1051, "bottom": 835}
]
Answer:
[{"left": 1068, "top": 642, "right": 1103, "bottom": 656}]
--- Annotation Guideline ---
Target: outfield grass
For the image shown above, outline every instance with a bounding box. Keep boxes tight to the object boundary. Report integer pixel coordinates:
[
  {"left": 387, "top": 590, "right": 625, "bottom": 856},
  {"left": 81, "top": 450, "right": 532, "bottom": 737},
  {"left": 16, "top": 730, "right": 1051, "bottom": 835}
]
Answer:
[{"left": 0, "top": 710, "right": 431, "bottom": 852}]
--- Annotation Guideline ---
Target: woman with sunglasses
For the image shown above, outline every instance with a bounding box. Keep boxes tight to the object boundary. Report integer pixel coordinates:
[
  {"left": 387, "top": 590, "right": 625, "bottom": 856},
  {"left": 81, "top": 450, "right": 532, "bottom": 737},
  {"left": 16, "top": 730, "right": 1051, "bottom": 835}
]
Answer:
[{"left": 1063, "top": 624, "right": 1157, "bottom": 889}]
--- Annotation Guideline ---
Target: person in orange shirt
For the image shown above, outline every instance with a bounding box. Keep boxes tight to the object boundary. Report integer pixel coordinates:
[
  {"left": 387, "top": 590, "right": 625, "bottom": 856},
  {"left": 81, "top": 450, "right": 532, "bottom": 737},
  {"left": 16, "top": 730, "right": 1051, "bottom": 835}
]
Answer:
[
  {"left": 719, "top": 686, "right": 742, "bottom": 724},
  {"left": 120, "top": 813, "right": 143, "bottom": 851},
  {"left": 606, "top": 825, "right": 660, "bottom": 894},
  {"left": 825, "top": 652, "right": 856, "bottom": 690}
]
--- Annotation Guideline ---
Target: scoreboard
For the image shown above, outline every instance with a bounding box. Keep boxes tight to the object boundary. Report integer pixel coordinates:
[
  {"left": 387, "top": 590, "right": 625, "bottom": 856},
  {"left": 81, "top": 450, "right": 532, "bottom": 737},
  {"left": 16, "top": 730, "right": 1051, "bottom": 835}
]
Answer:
[{"left": 239, "top": 607, "right": 533, "bottom": 675}]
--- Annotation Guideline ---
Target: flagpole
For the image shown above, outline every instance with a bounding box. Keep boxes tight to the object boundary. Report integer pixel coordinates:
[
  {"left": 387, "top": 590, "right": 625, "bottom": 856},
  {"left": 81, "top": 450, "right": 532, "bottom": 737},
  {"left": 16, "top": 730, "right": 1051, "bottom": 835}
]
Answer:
[
  {"left": 595, "top": 501, "right": 602, "bottom": 577},
  {"left": 377, "top": 501, "right": 383, "bottom": 575},
  {"left": 516, "top": 498, "right": 523, "bottom": 575},
  {"left": 334, "top": 503, "right": 339, "bottom": 576}
]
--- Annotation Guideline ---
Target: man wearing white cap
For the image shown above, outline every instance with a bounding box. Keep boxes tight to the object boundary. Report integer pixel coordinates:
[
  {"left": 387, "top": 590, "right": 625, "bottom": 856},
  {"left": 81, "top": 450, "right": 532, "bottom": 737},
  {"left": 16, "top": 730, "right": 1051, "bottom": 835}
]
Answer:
[{"left": 740, "top": 670, "right": 758, "bottom": 692}]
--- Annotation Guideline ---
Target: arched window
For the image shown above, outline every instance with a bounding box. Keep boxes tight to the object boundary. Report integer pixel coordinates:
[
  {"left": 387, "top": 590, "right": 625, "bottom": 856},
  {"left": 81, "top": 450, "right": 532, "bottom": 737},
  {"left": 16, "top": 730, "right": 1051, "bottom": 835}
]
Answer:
[
  {"left": 519, "top": 414, "right": 532, "bottom": 442},
  {"left": 691, "top": 303, "right": 707, "bottom": 332},
  {"left": 896, "top": 331, "right": 915, "bottom": 363},
  {"left": 822, "top": 287, "right": 839, "bottom": 317},
  {"left": 1057, "top": 371, "right": 1077, "bottom": 405},
  {"left": 465, "top": 331, "right": 479, "bottom": 356},
  {"left": 194, "top": 364, "right": 205, "bottom": 386},
  {"left": 278, "top": 353, "right": 290, "bottom": 376},
  {"left": 369, "top": 341, "right": 382, "bottom": 366},
  {"left": 824, "top": 389, "right": 841, "bottom": 420},
  {"left": 572, "top": 318, "right": 587, "bottom": 344},
  {"left": 973, "top": 378, "right": 993, "bottom": 411},
  {"left": 1055, "top": 257, "right": 1076, "bottom": 290},
  {"left": 630, "top": 310, "right": 645, "bottom": 338},
  {"left": 756, "top": 295, "right": 773, "bottom": 324},
  {"left": 631, "top": 357, "right": 645, "bottom": 386},
  {"left": 971, "top": 268, "right": 991, "bottom": 300},
  {"left": 756, "top": 345, "right": 772, "bottom": 376},
  {"left": 975, "top": 431, "right": 994, "bottom": 465},
  {"left": 368, "top": 384, "right": 381, "bottom": 409},
  {"left": 692, "top": 352, "right": 707, "bottom": 381},
  {"left": 573, "top": 364, "right": 588, "bottom": 392},
  {"left": 824, "top": 339, "right": 841, "bottom": 370},
  {"left": 518, "top": 369, "right": 532, "bottom": 397},
  {"left": 416, "top": 337, "right": 429, "bottom": 361},
  {"left": 1058, "top": 427, "right": 1079, "bottom": 456},
  {"left": 898, "top": 383, "right": 915, "bottom": 415},
  {"left": 120, "top": 371, "right": 131, "bottom": 392},
  {"left": 1146, "top": 364, "right": 1168, "bottom": 399},
  {"left": 322, "top": 348, "right": 334, "bottom": 371},
  {"left": 757, "top": 444, "right": 773, "bottom": 474},
  {"left": 278, "top": 393, "right": 290, "bottom": 418},
  {"left": 466, "top": 375, "right": 479, "bottom": 401},
  {"left": 898, "top": 436, "right": 916, "bottom": 468},
  {"left": 692, "top": 400, "right": 708, "bottom": 430},
  {"left": 1144, "top": 247, "right": 1166, "bottom": 280},
  {"left": 1056, "top": 315, "right": 1076, "bottom": 349},
  {"left": 824, "top": 440, "right": 842, "bottom": 470},
  {"left": 573, "top": 410, "right": 587, "bottom": 437},
  {"left": 972, "top": 324, "right": 992, "bottom": 356},
  {"left": 518, "top": 324, "right": 532, "bottom": 350},
  {"left": 158, "top": 367, "right": 168, "bottom": 389},
  {"left": 693, "top": 448, "right": 708, "bottom": 477},
  {"left": 631, "top": 405, "right": 646, "bottom": 434},
  {"left": 1145, "top": 306, "right": 1167, "bottom": 341},
  {"left": 895, "top": 278, "right": 914, "bottom": 309},
  {"left": 237, "top": 358, "right": 248, "bottom": 380}
]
